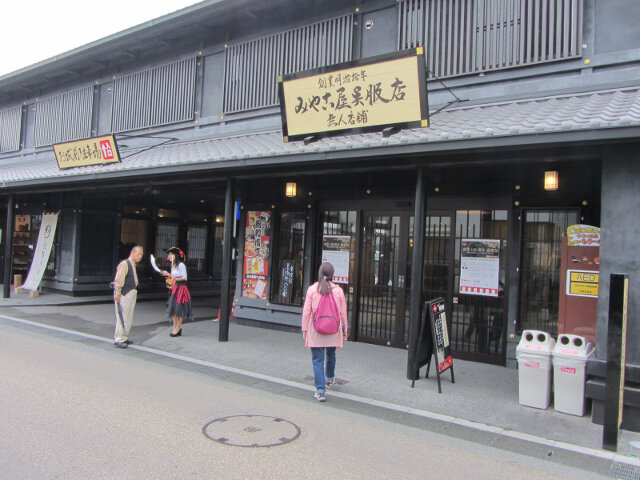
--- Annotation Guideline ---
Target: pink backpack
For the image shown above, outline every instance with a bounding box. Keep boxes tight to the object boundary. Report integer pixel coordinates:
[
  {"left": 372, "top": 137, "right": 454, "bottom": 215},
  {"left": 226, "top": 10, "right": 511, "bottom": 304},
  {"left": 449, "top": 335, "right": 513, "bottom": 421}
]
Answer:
[{"left": 312, "top": 288, "right": 341, "bottom": 335}]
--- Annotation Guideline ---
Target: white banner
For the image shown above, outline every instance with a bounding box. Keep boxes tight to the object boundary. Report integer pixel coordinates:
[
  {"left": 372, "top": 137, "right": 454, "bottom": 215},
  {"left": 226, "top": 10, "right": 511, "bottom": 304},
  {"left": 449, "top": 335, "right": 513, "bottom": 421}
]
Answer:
[{"left": 22, "top": 213, "right": 59, "bottom": 291}]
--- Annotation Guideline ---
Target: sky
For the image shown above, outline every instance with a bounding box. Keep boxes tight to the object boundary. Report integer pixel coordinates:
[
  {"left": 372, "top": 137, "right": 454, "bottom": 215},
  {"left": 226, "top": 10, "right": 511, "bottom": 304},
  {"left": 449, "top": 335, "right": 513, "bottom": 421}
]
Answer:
[{"left": 0, "top": 0, "right": 204, "bottom": 76}]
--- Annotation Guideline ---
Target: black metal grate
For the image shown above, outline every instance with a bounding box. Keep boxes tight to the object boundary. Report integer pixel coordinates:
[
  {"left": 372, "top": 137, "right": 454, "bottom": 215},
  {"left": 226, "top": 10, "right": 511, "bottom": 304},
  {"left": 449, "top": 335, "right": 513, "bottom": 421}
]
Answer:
[
  {"left": 518, "top": 209, "right": 578, "bottom": 335},
  {"left": 358, "top": 214, "right": 401, "bottom": 345},
  {"left": 451, "top": 210, "right": 508, "bottom": 362},
  {"left": 321, "top": 211, "right": 357, "bottom": 327},
  {"left": 272, "top": 212, "right": 306, "bottom": 306},
  {"left": 120, "top": 218, "right": 150, "bottom": 276},
  {"left": 186, "top": 225, "right": 207, "bottom": 273}
]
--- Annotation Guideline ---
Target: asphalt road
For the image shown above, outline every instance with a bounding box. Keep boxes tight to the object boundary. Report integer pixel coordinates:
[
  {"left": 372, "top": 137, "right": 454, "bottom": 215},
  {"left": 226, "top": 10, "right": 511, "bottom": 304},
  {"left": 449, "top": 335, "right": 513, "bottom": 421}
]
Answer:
[{"left": 0, "top": 320, "right": 606, "bottom": 480}]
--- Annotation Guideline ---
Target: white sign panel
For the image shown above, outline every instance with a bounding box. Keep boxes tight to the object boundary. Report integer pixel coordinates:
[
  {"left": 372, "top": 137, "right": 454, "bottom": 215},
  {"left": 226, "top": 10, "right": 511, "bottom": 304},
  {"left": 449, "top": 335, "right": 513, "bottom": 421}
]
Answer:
[
  {"left": 321, "top": 235, "right": 351, "bottom": 284},
  {"left": 22, "top": 213, "right": 59, "bottom": 291},
  {"left": 459, "top": 239, "right": 500, "bottom": 297}
]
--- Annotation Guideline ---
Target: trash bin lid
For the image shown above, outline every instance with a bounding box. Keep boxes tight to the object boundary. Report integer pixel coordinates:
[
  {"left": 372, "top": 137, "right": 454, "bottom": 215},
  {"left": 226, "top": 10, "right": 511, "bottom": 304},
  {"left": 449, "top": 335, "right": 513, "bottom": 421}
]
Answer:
[
  {"left": 516, "top": 330, "right": 556, "bottom": 354},
  {"left": 552, "top": 334, "right": 594, "bottom": 359}
]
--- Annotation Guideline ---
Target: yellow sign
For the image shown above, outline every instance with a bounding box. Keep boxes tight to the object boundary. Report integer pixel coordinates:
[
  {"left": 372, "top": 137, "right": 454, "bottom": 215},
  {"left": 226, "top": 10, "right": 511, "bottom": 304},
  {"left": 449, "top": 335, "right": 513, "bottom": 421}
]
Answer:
[
  {"left": 278, "top": 48, "right": 428, "bottom": 142},
  {"left": 53, "top": 135, "right": 121, "bottom": 170},
  {"left": 567, "top": 270, "right": 599, "bottom": 297},
  {"left": 567, "top": 224, "right": 600, "bottom": 246}
]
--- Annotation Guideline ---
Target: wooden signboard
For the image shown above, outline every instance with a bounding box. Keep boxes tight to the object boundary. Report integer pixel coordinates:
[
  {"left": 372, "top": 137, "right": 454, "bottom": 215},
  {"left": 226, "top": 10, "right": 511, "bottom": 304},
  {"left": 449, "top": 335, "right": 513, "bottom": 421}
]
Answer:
[
  {"left": 411, "top": 297, "right": 455, "bottom": 393},
  {"left": 278, "top": 48, "right": 429, "bottom": 142}
]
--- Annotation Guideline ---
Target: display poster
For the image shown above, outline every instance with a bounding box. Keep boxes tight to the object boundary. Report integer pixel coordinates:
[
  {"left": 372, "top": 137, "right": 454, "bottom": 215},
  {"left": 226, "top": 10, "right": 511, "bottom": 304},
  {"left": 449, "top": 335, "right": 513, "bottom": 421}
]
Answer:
[
  {"left": 321, "top": 235, "right": 351, "bottom": 284},
  {"left": 459, "top": 239, "right": 500, "bottom": 297},
  {"left": 567, "top": 224, "right": 600, "bottom": 246},
  {"left": 22, "top": 212, "right": 59, "bottom": 291},
  {"left": 242, "top": 211, "right": 271, "bottom": 299}
]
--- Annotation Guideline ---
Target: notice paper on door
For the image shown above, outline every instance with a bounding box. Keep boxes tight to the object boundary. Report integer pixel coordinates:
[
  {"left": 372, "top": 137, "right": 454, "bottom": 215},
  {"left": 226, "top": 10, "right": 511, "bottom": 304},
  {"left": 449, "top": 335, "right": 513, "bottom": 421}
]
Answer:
[{"left": 459, "top": 239, "right": 500, "bottom": 297}]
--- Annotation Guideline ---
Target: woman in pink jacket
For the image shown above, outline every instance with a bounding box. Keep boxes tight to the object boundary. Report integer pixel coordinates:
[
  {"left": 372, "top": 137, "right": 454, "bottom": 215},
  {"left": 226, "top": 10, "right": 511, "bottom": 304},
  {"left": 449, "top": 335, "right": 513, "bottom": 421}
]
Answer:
[{"left": 302, "top": 262, "right": 348, "bottom": 402}]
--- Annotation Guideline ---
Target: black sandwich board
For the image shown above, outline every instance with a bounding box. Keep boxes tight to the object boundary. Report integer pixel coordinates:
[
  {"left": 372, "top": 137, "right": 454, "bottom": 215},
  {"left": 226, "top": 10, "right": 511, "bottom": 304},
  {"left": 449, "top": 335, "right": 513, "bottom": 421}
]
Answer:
[{"left": 411, "top": 297, "right": 455, "bottom": 393}]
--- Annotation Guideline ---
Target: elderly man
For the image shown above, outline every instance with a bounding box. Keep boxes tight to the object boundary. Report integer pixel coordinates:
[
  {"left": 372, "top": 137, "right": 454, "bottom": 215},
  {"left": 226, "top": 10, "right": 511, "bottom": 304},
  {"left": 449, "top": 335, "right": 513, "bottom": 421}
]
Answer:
[{"left": 113, "top": 245, "right": 144, "bottom": 348}]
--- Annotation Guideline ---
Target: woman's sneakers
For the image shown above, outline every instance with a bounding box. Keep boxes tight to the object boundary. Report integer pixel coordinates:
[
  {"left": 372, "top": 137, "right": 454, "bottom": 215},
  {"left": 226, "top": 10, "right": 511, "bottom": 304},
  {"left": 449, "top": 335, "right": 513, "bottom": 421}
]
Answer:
[
  {"left": 325, "top": 378, "right": 337, "bottom": 388},
  {"left": 313, "top": 392, "right": 326, "bottom": 402}
]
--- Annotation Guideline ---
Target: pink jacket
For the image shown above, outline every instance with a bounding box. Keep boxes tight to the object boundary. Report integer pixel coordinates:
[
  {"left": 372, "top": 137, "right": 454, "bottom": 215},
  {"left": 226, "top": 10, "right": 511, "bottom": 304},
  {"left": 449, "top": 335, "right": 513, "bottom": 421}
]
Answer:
[{"left": 302, "top": 282, "right": 348, "bottom": 349}]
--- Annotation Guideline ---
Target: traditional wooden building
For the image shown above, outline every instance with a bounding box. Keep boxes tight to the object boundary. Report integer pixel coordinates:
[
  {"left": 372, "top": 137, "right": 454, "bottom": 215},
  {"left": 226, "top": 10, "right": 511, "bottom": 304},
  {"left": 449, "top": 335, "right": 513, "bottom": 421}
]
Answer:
[{"left": 0, "top": 0, "right": 639, "bottom": 428}]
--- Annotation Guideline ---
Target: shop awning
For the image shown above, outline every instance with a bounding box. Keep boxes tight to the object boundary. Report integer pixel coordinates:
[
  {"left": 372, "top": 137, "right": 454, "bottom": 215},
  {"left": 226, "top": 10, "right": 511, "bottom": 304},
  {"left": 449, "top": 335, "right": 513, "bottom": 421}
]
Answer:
[{"left": 1, "top": 85, "right": 639, "bottom": 188}]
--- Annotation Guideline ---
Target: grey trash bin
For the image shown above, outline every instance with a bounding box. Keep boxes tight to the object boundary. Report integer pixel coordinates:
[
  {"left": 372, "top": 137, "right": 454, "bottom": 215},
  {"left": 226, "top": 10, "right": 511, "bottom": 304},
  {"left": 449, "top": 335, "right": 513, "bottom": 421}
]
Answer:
[
  {"left": 552, "top": 334, "right": 594, "bottom": 416},
  {"left": 516, "top": 330, "right": 556, "bottom": 409}
]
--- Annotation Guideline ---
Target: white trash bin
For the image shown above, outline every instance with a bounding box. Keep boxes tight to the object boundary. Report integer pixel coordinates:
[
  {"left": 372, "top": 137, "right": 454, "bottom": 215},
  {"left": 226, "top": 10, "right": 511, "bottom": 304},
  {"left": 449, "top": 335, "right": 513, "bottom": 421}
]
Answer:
[
  {"left": 552, "top": 334, "right": 594, "bottom": 416},
  {"left": 516, "top": 330, "right": 556, "bottom": 409}
]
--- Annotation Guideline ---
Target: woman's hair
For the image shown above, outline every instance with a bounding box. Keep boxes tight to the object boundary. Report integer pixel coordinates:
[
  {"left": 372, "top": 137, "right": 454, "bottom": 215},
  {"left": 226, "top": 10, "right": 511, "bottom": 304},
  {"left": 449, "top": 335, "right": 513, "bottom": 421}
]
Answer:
[
  {"left": 317, "top": 262, "right": 334, "bottom": 295},
  {"left": 167, "top": 247, "right": 185, "bottom": 268}
]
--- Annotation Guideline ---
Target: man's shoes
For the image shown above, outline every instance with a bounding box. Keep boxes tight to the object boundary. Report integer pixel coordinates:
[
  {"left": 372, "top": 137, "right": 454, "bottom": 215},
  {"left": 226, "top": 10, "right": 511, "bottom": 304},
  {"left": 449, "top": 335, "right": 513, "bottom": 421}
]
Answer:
[
  {"left": 124, "top": 339, "right": 134, "bottom": 345},
  {"left": 325, "top": 378, "right": 337, "bottom": 388},
  {"left": 114, "top": 342, "right": 128, "bottom": 348}
]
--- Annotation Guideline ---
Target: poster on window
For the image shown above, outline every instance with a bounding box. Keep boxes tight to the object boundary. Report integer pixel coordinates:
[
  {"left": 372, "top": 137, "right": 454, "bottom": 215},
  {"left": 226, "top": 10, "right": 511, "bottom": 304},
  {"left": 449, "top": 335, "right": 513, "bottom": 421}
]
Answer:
[
  {"left": 242, "top": 211, "right": 271, "bottom": 299},
  {"left": 23, "top": 212, "right": 59, "bottom": 292},
  {"left": 459, "top": 239, "right": 500, "bottom": 297},
  {"left": 321, "top": 235, "right": 351, "bottom": 284}
]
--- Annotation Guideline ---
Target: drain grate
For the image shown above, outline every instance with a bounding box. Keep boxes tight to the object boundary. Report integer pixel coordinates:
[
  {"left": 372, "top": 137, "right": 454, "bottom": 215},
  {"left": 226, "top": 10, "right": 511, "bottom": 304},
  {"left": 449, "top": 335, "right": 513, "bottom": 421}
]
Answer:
[
  {"left": 202, "top": 415, "right": 301, "bottom": 448},
  {"left": 611, "top": 461, "right": 640, "bottom": 480}
]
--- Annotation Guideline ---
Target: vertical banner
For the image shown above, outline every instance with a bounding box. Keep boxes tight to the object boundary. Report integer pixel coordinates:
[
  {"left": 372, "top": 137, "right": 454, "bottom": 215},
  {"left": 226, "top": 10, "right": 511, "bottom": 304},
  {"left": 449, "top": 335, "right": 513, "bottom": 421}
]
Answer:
[
  {"left": 22, "top": 212, "right": 59, "bottom": 291},
  {"left": 321, "top": 235, "right": 351, "bottom": 284},
  {"left": 242, "top": 211, "right": 271, "bottom": 299},
  {"left": 459, "top": 239, "right": 500, "bottom": 297}
]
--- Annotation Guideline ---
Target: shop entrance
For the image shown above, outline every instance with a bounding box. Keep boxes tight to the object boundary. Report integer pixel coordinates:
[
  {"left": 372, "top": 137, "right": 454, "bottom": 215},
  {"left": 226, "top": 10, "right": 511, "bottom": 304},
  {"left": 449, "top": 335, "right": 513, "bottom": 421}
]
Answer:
[
  {"left": 319, "top": 203, "right": 509, "bottom": 364},
  {"left": 357, "top": 211, "right": 412, "bottom": 347}
]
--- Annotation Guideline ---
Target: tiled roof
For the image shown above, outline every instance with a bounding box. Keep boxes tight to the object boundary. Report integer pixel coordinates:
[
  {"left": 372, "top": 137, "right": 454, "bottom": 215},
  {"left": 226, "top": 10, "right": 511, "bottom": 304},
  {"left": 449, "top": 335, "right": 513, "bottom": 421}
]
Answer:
[{"left": 2, "top": 86, "right": 640, "bottom": 186}]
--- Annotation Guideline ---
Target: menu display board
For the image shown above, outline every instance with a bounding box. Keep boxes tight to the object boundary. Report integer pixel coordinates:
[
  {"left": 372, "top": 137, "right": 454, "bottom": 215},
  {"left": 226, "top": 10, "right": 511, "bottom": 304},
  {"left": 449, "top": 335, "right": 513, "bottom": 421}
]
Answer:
[{"left": 242, "top": 211, "right": 271, "bottom": 299}]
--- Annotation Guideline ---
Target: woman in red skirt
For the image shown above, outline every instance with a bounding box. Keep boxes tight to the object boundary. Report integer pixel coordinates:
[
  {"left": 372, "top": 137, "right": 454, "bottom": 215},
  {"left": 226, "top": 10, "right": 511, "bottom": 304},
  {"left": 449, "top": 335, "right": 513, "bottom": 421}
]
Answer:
[{"left": 162, "top": 247, "right": 193, "bottom": 337}]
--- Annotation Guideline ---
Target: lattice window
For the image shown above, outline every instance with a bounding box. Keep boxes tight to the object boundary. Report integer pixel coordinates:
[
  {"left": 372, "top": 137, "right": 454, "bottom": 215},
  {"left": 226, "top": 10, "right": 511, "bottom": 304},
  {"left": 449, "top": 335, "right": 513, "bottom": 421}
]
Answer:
[
  {"left": 33, "top": 86, "right": 93, "bottom": 147},
  {"left": 399, "top": 0, "right": 583, "bottom": 79},
  {"left": 112, "top": 57, "right": 196, "bottom": 132},
  {"left": 223, "top": 14, "right": 353, "bottom": 114},
  {"left": 0, "top": 105, "right": 21, "bottom": 153}
]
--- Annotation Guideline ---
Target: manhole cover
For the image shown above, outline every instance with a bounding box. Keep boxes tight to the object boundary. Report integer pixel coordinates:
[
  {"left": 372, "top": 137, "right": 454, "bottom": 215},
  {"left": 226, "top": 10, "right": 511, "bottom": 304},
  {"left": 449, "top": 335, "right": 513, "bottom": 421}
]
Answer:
[{"left": 202, "top": 415, "right": 301, "bottom": 448}]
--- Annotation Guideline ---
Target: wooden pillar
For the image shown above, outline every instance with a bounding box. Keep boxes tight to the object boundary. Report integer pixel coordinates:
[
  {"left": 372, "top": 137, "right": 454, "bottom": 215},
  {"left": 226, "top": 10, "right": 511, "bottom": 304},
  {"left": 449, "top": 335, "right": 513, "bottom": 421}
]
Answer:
[
  {"left": 407, "top": 168, "right": 427, "bottom": 379},
  {"left": 302, "top": 201, "right": 317, "bottom": 292},
  {"left": 3, "top": 195, "right": 14, "bottom": 298},
  {"left": 218, "top": 178, "right": 235, "bottom": 342}
]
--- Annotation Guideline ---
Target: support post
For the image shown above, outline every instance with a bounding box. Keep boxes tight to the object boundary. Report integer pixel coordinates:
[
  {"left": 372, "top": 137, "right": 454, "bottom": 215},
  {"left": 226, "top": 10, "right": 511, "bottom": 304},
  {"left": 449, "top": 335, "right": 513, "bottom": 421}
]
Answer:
[
  {"left": 302, "top": 202, "right": 317, "bottom": 293},
  {"left": 407, "top": 168, "right": 426, "bottom": 379},
  {"left": 3, "top": 195, "right": 14, "bottom": 299},
  {"left": 602, "top": 273, "right": 630, "bottom": 451},
  {"left": 219, "top": 178, "right": 235, "bottom": 342}
]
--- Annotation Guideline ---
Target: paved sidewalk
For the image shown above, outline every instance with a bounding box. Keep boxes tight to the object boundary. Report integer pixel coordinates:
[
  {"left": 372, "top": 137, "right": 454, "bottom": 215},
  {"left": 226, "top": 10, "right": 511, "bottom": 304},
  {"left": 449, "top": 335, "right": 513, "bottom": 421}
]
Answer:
[{"left": 2, "top": 290, "right": 640, "bottom": 477}]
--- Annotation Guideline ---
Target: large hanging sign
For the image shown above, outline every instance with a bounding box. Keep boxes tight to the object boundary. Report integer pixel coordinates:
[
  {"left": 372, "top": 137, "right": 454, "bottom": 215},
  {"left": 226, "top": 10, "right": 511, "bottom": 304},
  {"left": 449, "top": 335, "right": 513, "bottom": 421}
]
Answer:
[
  {"left": 459, "top": 239, "right": 500, "bottom": 297},
  {"left": 53, "top": 135, "right": 121, "bottom": 170},
  {"left": 278, "top": 48, "right": 429, "bottom": 142},
  {"left": 242, "top": 211, "right": 271, "bottom": 299},
  {"left": 22, "top": 212, "right": 59, "bottom": 291},
  {"left": 321, "top": 235, "right": 351, "bottom": 284}
]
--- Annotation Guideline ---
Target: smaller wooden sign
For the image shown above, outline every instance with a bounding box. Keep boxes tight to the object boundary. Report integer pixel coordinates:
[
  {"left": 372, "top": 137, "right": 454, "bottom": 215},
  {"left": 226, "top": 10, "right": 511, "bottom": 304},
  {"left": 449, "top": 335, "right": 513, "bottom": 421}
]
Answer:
[{"left": 53, "top": 135, "right": 121, "bottom": 170}]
